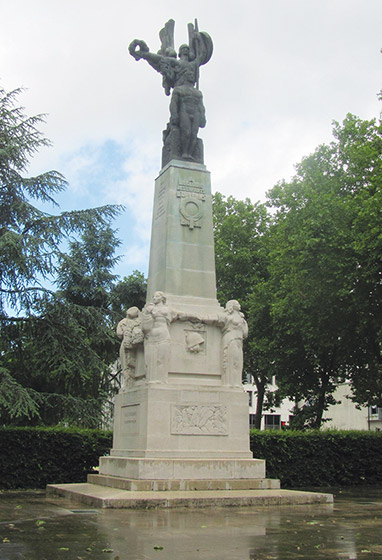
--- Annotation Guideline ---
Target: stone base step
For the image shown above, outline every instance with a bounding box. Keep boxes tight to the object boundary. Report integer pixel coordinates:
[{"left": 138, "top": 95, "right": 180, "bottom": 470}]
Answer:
[
  {"left": 99, "top": 456, "right": 265, "bottom": 480},
  {"left": 46, "top": 483, "right": 334, "bottom": 509},
  {"left": 87, "top": 473, "right": 280, "bottom": 491}
]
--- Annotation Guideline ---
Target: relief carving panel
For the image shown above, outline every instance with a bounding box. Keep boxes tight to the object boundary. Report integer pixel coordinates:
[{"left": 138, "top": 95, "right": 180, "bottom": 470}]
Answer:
[{"left": 171, "top": 404, "right": 228, "bottom": 435}]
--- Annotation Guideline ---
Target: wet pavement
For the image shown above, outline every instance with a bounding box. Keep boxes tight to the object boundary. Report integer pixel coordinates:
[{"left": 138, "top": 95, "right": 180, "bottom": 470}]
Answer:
[{"left": 0, "top": 487, "right": 381, "bottom": 559}]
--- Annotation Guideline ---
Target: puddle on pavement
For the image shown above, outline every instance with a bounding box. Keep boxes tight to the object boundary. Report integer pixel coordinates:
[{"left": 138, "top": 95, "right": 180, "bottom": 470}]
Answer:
[{"left": 0, "top": 488, "right": 381, "bottom": 559}]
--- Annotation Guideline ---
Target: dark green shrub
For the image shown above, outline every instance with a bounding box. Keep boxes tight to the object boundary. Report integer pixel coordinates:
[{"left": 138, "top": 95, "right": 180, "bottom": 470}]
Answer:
[
  {"left": 3, "top": 427, "right": 381, "bottom": 489},
  {"left": 251, "top": 429, "right": 382, "bottom": 487},
  {"left": 0, "top": 426, "right": 112, "bottom": 489}
]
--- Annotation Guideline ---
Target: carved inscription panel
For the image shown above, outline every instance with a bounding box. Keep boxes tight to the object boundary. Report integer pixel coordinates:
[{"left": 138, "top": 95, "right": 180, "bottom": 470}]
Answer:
[
  {"left": 155, "top": 180, "right": 166, "bottom": 220},
  {"left": 121, "top": 404, "right": 139, "bottom": 435},
  {"left": 171, "top": 404, "right": 228, "bottom": 435}
]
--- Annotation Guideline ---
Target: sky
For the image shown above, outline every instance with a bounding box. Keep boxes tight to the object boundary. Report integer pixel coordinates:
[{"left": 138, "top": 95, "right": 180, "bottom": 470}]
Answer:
[{"left": 1, "top": 0, "right": 382, "bottom": 279}]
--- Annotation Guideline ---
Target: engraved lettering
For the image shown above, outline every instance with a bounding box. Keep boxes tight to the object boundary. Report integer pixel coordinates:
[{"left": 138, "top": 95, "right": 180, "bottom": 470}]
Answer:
[
  {"left": 155, "top": 182, "right": 166, "bottom": 220},
  {"left": 177, "top": 179, "right": 205, "bottom": 199},
  {"left": 121, "top": 404, "right": 139, "bottom": 434}
]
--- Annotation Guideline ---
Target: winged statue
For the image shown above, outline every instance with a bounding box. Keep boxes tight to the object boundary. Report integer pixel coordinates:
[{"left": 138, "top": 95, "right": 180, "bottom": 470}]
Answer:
[
  {"left": 129, "top": 19, "right": 213, "bottom": 95},
  {"left": 129, "top": 20, "right": 213, "bottom": 166}
]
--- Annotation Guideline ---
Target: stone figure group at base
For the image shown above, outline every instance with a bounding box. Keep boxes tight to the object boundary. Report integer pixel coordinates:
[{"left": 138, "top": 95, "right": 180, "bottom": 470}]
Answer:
[
  {"left": 116, "top": 292, "right": 248, "bottom": 390},
  {"left": 116, "top": 307, "right": 144, "bottom": 391},
  {"left": 141, "top": 291, "right": 177, "bottom": 383}
]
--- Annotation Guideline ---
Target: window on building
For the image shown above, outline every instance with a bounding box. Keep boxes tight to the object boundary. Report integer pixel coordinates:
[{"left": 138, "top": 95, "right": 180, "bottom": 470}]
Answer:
[
  {"left": 249, "top": 414, "right": 257, "bottom": 429},
  {"left": 248, "top": 391, "right": 252, "bottom": 407},
  {"left": 370, "top": 406, "right": 382, "bottom": 420},
  {"left": 264, "top": 414, "right": 281, "bottom": 430}
]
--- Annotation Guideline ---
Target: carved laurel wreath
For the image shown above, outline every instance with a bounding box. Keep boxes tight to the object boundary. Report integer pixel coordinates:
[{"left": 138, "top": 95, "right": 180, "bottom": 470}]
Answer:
[{"left": 128, "top": 39, "right": 150, "bottom": 60}]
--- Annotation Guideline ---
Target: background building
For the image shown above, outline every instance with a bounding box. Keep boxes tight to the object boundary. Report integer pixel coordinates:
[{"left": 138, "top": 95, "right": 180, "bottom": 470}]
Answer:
[{"left": 244, "top": 379, "right": 382, "bottom": 431}]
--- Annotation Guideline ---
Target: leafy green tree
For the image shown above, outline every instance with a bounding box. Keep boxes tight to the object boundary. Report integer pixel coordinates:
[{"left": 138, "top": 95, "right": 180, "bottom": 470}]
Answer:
[
  {"left": 331, "top": 114, "right": 382, "bottom": 407},
  {"left": 58, "top": 223, "right": 121, "bottom": 308},
  {"left": 213, "top": 193, "right": 269, "bottom": 303},
  {"left": 267, "top": 112, "right": 382, "bottom": 426},
  {"left": 22, "top": 224, "right": 122, "bottom": 426},
  {"left": 213, "top": 111, "right": 382, "bottom": 429},
  {"left": 213, "top": 192, "right": 275, "bottom": 428},
  {"left": 110, "top": 270, "right": 147, "bottom": 317},
  {"left": 0, "top": 86, "right": 122, "bottom": 425}
]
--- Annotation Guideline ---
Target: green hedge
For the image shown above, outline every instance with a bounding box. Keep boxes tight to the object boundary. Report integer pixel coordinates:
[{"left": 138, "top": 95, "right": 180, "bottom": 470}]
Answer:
[
  {"left": 0, "top": 426, "right": 112, "bottom": 489},
  {"left": 251, "top": 429, "right": 382, "bottom": 487},
  {"left": 2, "top": 427, "right": 381, "bottom": 489}
]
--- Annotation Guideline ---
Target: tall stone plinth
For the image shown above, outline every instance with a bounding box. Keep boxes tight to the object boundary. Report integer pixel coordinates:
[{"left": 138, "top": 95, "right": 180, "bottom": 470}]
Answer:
[
  {"left": 147, "top": 159, "right": 217, "bottom": 304},
  {"left": 46, "top": 162, "right": 336, "bottom": 506},
  {"left": 98, "top": 159, "right": 260, "bottom": 483}
]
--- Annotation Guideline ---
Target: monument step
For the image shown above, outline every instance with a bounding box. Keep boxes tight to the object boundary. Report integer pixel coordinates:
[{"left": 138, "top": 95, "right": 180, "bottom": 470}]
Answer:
[
  {"left": 88, "top": 473, "right": 280, "bottom": 491},
  {"left": 99, "top": 456, "right": 266, "bottom": 480},
  {"left": 46, "top": 483, "right": 334, "bottom": 509}
]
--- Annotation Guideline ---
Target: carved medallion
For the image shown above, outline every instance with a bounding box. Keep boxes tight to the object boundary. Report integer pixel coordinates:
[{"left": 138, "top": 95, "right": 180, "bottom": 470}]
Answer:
[{"left": 177, "top": 179, "right": 205, "bottom": 229}]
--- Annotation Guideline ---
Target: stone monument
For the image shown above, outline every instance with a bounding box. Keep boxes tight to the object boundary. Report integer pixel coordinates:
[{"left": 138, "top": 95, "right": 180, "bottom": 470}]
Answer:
[
  {"left": 47, "top": 21, "right": 333, "bottom": 506},
  {"left": 97, "top": 19, "right": 268, "bottom": 486}
]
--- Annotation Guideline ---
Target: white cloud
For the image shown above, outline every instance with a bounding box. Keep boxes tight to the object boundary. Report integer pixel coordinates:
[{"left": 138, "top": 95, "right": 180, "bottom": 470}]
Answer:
[
  {"left": 1, "top": 0, "right": 382, "bottom": 277},
  {"left": 119, "top": 243, "right": 150, "bottom": 276}
]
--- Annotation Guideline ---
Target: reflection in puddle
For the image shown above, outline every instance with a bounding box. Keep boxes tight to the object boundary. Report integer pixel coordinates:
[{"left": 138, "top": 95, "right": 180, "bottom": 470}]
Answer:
[{"left": 0, "top": 489, "right": 381, "bottom": 559}]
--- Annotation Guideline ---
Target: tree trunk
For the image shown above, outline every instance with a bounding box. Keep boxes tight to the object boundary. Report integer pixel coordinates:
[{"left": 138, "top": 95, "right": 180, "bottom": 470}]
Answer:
[
  {"left": 313, "top": 348, "right": 338, "bottom": 428},
  {"left": 312, "top": 370, "right": 331, "bottom": 428},
  {"left": 254, "top": 379, "right": 266, "bottom": 429}
]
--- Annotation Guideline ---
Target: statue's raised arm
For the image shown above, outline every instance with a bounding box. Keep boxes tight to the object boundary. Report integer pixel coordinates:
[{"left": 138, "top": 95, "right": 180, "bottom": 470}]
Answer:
[{"left": 129, "top": 19, "right": 212, "bottom": 95}]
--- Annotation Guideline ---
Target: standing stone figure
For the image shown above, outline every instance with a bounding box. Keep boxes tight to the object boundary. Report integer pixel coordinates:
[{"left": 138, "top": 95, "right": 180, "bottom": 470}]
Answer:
[
  {"left": 197, "top": 300, "right": 248, "bottom": 386},
  {"left": 128, "top": 19, "right": 213, "bottom": 166},
  {"left": 116, "top": 307, "right": 144, "bottom": 391},
  {"left": 219, "top": 300, "right": 248, "bottom": 387},
  {"left": 141, "top": 291, "right": 178, "bottom": 383},
  {"left": 169, "top": 63, "right": 206, "bottom": 159}
]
